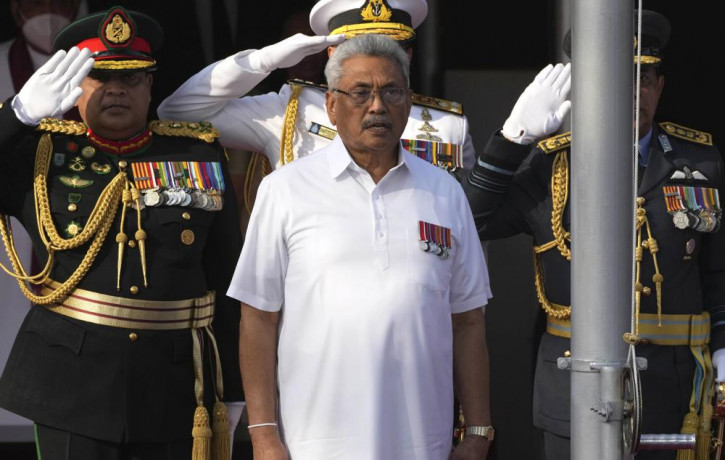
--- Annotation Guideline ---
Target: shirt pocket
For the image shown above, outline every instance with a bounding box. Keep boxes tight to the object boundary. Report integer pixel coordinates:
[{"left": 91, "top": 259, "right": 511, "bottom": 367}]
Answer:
[
  {"left": 149, "top": 207, "right": 215, "bottom": 265},
  {"left": 406, "top": 225, "right": 454, "bottom": 291}
]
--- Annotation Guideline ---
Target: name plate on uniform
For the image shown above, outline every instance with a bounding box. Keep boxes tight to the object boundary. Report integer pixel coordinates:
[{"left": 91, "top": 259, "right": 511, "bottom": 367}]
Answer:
[{"left": 130, "top": 161, "right": 225, "bottom": 211}]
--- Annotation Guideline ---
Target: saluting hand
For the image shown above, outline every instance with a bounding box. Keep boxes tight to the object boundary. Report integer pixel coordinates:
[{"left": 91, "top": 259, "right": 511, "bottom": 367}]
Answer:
[
  {"left": 13, "top": 47, "right": 94, "bottom": 125},
  {"left": 501, "top": 62, "right": 572, "bottom": 145},
  {"left": 247, "top": 33, "right": 346, "bottom": 73}
]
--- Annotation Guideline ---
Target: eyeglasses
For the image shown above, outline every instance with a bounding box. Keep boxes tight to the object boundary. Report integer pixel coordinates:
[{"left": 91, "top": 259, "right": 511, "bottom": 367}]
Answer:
[{"left": 330, "top": 87, "right": 408, "bottom": 105}]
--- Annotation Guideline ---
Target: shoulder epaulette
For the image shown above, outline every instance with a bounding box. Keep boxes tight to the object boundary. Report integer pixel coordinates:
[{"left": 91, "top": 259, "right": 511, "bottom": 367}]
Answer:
[
  {"left": 149, "top": 120, "right": 219, "bottom": 143},
  {"left": 37, "top": 118, "right": 87, "bottom": 136},
  {"left": 287, "top": 78, "right": 327, "bottom": 92},
  {"left": 411, "top": 93, "right": 463, "bottom": 115},
  {"left": 537, "top": 132, "right": 571, "bottom": 154},
  {"left": 658, "top": 122, "right": 713, "bottom": 146}
]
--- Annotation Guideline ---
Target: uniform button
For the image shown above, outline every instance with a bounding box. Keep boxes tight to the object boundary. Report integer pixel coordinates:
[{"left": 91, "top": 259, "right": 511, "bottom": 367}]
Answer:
[
  {"left": 637, "top": 196, "right": 645, "bottom": 206},
  {"left": 181, "top": 229, "right": 195, "bottom": 245},
  {"left": 128, "top": 240, "right": 137, "bottom": 248},
  {"left": 642, "top": 286, "right": 651, "bottom": 296},
  {"left": 129, "top": 332, "right": 138, "bottom": 342},
  {"left": 182, "top": 212, "right": 191, "bottom": 220},
  {"left": 118, "top": 160, "right": 128, "bottom": 169},
  {"left": 564, "top": 350, "right": 571, "bottom": 357},
  {"left": 67, "top": 203, "right": 77, "bottom": 212},
  {"left": 129, "top": 286, "right": 139, "bottom": 295}
]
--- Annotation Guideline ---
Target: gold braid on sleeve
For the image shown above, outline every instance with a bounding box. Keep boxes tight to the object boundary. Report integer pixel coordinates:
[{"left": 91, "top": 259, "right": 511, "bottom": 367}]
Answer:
[
  {"left": 0, "top": 133, "right": 126, "bottom": 304},
  {"left": 279, "top": 83, "right": 302, "bottom": 166}
]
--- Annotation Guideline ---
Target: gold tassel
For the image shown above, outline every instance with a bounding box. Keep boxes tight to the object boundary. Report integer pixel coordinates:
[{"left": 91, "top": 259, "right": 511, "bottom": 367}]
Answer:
[
  {"left": 192, "top": 405, "right": 212, "bottom": 460},
  {"left": 212, "top": 401, "right": 231, "bottom": 460},
  {"left": 676, "top": 411, "right": 699, "bottom": 460},
  {"left": 131, "top": 187, "right": 148, "bottom": 287},
  {"left": 696, "top": 403, "right": 712, "bottom": 460}
]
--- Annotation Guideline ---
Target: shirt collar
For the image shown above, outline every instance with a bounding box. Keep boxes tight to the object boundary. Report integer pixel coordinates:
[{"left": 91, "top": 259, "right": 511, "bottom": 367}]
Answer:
[{"left": 327, "top": 135, "right": 409, "bottom": 179}]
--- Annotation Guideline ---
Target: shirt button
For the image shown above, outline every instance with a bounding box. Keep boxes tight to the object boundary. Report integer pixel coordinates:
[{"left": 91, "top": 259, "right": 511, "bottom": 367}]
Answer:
[
  {"left": 182, "top": 212, "right": 191, "bottom": 220},
  {"left": 129, "top": 286, "right": 139, "bottom": 295},
  {"left": 129, "top": 332, "right": 138, "bottom": 342}
]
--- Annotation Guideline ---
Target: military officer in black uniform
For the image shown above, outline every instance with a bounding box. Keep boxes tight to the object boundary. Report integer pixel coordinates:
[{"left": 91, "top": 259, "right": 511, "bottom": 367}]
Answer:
[
  {"left": 0, "top": 6, "right": 243, "bottom": 459},
  {"left": 463, "top": 9, "right": 725, "bottom": 460}
]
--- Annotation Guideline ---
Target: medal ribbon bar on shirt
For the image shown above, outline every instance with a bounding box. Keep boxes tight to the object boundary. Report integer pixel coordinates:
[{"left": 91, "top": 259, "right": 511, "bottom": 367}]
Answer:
[
  {"left": 418, "top": 220, "right": 452, "bottom": 249},
  {"left": 130, "top": 161, "right": 225, "bottom": 192},
  {"left": 401, "top": 140, "right": 463, "bottom": 170}
]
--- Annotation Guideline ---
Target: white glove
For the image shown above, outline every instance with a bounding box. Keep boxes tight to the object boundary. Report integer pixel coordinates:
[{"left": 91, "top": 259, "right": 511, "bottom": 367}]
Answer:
[
  {"left": 246, "top": 33, "right": 346, "bottom": 74},
  {"left": 12, "top": 47, "right": 94, "bottom": 125},
  {"left": 714, "top": 349, "right": 725, "bottom": 382},
  {"left": 502, "top": 63, "right": 572, "bottom": 145}
]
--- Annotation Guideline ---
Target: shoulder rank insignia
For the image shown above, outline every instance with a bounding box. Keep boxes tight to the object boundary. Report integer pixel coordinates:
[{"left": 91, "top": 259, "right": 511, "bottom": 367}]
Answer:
[
  {"left": 411, "top": 93, "right": 463, "bottom": 116},
  {"left": 658, "top": 122, "right": 713, "bottom": 146},
  {"left": 149, "top": 120, "right": 219, "bottom": 144},
  {"left": 37, "top": 118, "right": 87, "bottom": 136},
  {"left": 537, "top": 132, "right": 571, "bottom": 154},
  {"left": 287, "top": 78, "right": 327, "bottom": 92}
]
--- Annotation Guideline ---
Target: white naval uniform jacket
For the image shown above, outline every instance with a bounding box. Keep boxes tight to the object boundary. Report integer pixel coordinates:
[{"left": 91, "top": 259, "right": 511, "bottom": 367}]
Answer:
[{"left": 157, "top": 49, "right": 475, "bottom": 173}]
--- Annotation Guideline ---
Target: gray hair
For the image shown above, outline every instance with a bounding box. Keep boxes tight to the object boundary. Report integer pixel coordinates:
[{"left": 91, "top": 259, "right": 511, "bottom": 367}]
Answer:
[{"left": 324, "top": 34, "right": 410, "bottom": 89}]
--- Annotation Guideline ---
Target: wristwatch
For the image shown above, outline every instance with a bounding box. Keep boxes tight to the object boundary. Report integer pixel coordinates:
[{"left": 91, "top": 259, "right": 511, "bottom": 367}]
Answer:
[{"left": 465, "top": 425, "right": 495, "bottom": 441}]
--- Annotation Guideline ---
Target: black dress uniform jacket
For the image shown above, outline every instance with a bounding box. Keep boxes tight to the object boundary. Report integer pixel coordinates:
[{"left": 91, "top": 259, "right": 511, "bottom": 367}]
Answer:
[
  {"left": 0, "top": 100, "right": 244, "bottom": 443},
  {"left": 463, "top": 125, "right": 725, "bottom": 440}
]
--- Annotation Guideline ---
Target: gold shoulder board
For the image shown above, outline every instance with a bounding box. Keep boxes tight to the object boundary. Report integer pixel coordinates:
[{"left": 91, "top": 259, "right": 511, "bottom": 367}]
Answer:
[
  {"left": 287, "top": 78, "right": 327, "bottom": 92},
  {"left": 149, "top": 120, "right": 219, "bottom": 144},
  {"left": 411, "top": 93, "right": 463, "bottom": 115},
  {"left": 37, "top": 118, "right": 87, "bottom": 136},
  {"left": 537, "top": 132, "right": 571, "bottom": 154},
  {"left": 658, "top": 122, "right": 713, "bottom": 146}
]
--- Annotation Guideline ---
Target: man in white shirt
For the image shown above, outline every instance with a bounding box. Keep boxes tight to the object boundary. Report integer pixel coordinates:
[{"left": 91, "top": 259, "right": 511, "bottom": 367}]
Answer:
[{"left": 228, "top": 34, "right": 493, "bottom": 460}]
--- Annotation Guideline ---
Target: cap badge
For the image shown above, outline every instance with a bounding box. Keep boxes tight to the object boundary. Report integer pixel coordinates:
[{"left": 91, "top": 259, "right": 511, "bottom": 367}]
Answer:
[
  {"left": 361, "top": 0, "right": 393, "bottom": 23},
  {"left": 102, "top": 10, "right": 134, "bottom": 47}
]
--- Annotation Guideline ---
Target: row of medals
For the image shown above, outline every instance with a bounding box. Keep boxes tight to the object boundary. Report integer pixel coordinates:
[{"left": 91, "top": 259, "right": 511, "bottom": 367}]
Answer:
[
  {"left": 141, "top": 187, "right": 223, "bottom": 211},
  {"left": 419, "top": 240, "right": 450, "bottom": 259},
  {"left": 672, "top": 209, "right": 721, "bottom": 232}
]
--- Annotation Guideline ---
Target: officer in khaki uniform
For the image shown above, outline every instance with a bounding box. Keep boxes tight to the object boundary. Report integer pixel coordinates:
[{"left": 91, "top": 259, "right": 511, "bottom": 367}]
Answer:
[
  {"left": 0, "top": 6, "right": 243, "bottom": 459},
  {"left": 157, "top": 0, "right": 475, "bottom": 180},
  {"left": 463, "top": 10, "right": 725, "bottom": 460}
]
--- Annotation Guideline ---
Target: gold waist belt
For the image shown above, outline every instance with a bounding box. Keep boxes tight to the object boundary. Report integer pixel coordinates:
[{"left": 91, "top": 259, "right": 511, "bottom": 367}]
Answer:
[
  {"left": 547, "top": 312, "right": 710, "bottom": 346},
  {"left": 41, "top": 280, "right": 215, "bottom": 330}
]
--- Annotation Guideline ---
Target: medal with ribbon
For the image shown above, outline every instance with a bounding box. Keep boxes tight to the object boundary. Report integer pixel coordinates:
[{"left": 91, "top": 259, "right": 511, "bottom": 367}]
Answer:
[
  {"left": 130, "top": 161, "right": 226, "bottom": 210},
  {"left": 402, "top": 139, "right": 463, "bottom": 171},
  {"left": 418, "top": 220, "right": 452, "bottom": 259},
  {"left": 662, "top": 185, "right": 721, "bottom": 232}
]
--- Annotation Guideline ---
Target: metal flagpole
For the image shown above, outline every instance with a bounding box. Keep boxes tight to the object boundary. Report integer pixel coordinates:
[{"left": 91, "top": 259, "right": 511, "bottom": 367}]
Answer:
[{"left": 569, "top": 0, "right": 633, "bottom": 458}]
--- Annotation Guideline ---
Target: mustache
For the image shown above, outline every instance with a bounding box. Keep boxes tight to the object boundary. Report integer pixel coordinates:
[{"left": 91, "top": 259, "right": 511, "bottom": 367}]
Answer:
[{"left": 361, "top": 115, "right": 392, "bottom": 130}]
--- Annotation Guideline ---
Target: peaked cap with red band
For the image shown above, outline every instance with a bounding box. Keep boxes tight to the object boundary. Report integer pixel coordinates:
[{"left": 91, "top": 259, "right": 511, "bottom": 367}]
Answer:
[{"left": 52, "top": 6, "right": 163, "bottom": 71}]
